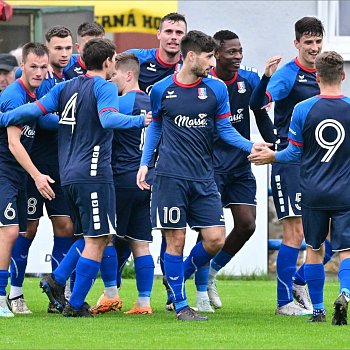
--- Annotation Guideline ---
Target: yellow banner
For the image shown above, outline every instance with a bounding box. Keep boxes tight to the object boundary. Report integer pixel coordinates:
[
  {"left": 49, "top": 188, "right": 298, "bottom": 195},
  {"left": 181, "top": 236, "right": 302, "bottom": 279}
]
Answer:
[{"left": 8, "top": 1, "right": 178, "bottom": 34}]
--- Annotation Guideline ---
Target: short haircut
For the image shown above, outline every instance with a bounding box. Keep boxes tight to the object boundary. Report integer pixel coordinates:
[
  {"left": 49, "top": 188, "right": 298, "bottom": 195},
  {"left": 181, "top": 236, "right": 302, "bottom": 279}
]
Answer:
[
  {"left": 180, "top": 30, "right": 218, "bottom": 59},
  {"left": 22, "top": 42, "right": 49, "bottom": 62},
  {"left": 295, "top": 17, "right": 324, "bottom": 41},
  {"left": 159, "top": 12, "right": 187, "bottom": 31},
  {"left": 81, "top": 38, "right": 115, "bottom": 71},
  {"left": 213, "top": 30, "right": 239, "bottom": 47},
  {"left": 115, "top": 52, "right": 140, "bottom": 80},
  {"left": 77, "top": 22, "right": 105, "bottom": 38},
  {"left": 45, "top": 25, "right": 73, "bottom": 42},
  {"left": 315, "top": 51, "right": 344, "bottom": 84}
]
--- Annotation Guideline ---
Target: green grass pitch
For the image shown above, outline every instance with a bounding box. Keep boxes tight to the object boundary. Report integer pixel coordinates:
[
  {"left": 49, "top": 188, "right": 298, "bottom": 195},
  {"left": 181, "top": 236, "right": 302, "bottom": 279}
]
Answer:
[{"left": 0, "top": 277, "right": 349, "bottom": 349}]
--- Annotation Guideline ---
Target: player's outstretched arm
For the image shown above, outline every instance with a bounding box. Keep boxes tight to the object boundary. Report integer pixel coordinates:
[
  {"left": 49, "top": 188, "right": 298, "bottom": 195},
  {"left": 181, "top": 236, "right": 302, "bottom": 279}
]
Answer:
[{"left": 7, "top": 126, "right": 55, "bottom": 200}]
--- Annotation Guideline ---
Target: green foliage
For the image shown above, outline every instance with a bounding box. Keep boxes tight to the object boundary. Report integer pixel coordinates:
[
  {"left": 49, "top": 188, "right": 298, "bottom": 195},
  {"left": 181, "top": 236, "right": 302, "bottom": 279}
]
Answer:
[{"left": 121, "top": 259, "right": 135, "bottom": 279}]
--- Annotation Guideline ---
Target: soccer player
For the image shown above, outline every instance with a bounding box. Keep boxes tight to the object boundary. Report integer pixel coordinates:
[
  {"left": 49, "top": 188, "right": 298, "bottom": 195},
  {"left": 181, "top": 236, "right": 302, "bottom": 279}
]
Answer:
[
  {"left": 137, "top": 30, "right": 270, "bottom": 321},
  {"left": 249, "top": 50, "right": 350, "bottom": 325},
  {"left": 1, "top": 38, "right": 151, "bottom": 317},
  {"left": 0, "top": 42, "right": 54, "bottom": 317},
  {"left": 64, "top": 22, "right": 105, "bottom": 79},
  {"left": 187, "top": 30, "right": 277, "bottom": 312},
  {"left": 249, "top": 16, "right": 328, "bottom": 316},
  {"left": 0, "top": 53, "right": 17, "bottom": 93},
  {"left": 7, "top": 26, "right": 74, "bottom": 314},
  {"left": 90, "top": 52, "right": 154, "bottom": 315}
]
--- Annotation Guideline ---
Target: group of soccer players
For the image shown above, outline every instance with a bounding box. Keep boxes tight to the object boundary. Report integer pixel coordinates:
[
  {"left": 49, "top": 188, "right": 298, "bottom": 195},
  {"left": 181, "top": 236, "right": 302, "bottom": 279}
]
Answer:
[{"left": 0, "top": 12, "right": 349, "bottom": 325}]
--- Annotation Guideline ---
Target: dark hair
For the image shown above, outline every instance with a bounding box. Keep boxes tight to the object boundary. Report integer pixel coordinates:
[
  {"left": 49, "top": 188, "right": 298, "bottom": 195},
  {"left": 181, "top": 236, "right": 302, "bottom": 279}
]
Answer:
[
  {"left": 159, "top": 12, "right": 187, "bottom": 31},
  {"left": 180, "top": 30, "right": 218, "bottom": 59},
  {"left": 115, "top": 52, "right": 140, "bottom": 80},
  {"left": 22, "top": 42, "right": 49, "bottom": 62},
  {"left": 213, "top": 30, "right": 239, "bottom": 46},
  {"left": 295, "top": 17, "right": 324, "bottom": 41},
  {"left": 45, "top": 25, "right": 73, "bottom": 42},
  {"left": 82, "top": 38, "right": 115, "bottom": 71},
  {"left": 77, "top": 22, "right": 105, "bottom": 38},
  {"left": 315, "top": 51, "right": 343, "bottom": 84}
]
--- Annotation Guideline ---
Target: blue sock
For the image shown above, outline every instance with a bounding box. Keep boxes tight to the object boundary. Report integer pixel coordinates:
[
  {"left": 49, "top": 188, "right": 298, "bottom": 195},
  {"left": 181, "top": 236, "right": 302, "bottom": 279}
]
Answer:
[
  {"left": 0, "top": 270, "right": 9, "bottom": 296},
  {"left": 164, "top": 253, "right": 187, "bottom": 312},
  {"left": 294, "top": 264, "right": 306, "bottom": 286},
  {"left": 339, "top": 258, "right": 350, "bottom": 297},
  {"left": 115, "top": 243, "right": 131, "bottom": 289},
  {"left": 10, "top": 235, "right": 33, "bottom": 287},
  {"left": 183, "top": 242, "right": 213, "bottom": 281},
  {"left": 69, "top": 257, "right": 100, "bottom": 310},
  {"left": 53, "top": 239, "right": 85, "bottom": 286},
  {"left": 160, "top": 236, "right": 166, "bottom": 275},
  {"left": 195, "top": 264, "right": 209, "bottom": 292},
  {"left": 135, "top": 255, "right": 155, "bottom": 298},
  {"left": 100, "top": 246, "right": 117, "bottom": 288},
  {"left": 211, "top": 250, "right": 233, "bottom": 273},
  {"left": 323, "top": 239, "right": 334, "bottom": 264},
  {"left": 276, "top": 244, "right": 299, "bottom": 307},
  {"left": 304, "top": 263, "right": 325, "bottom": 312},
  {"left": 51, "top": 236, "right": 73, "bottom": 271}
]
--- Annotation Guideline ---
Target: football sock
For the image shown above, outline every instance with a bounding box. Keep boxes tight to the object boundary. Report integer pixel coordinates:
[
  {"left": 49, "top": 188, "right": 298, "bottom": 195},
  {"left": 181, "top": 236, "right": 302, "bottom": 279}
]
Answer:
[
  {"left": 100, "top": 246, "right": 118, "bottom": 293},
  {"left": 304, "top": 263, "right": 325, "bottom": 312},
  {"left": 194, "top": 264, "right": 209, "bottom": 293},
  {"left": 209, "top": 250, "right": 233, "bottom": 279},
  {"left": 183, "top": 242, "right": 213, "bottom": 281},
  {"left": 339, "top": 258, "right": 350, "bottom": 298},
  {"left": 0, "top": 270, "right": 9, "bottom": 296},
  {"left": 51, "top": 236, "right": 73, "bottom": 271},
  {"left": 69, "top": 257, "right": 100, "bottom": 310},
  {"left": 135, "top": 255, "right": 154, "bottom": 304},
  {"left": 276, "top": 244, "right": 299, "bottom": 307}
]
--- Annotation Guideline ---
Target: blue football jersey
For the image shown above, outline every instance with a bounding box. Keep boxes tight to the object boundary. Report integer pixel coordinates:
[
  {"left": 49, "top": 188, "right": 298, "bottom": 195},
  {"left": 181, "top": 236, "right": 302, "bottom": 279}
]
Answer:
[
  {"left": 288, "top": 95, "right": 350, "bottom": 209},
  {"left": 150, "top": 74, "right": 231, "bottom": 181},
  {"left": 30, "top": 72, "right": 64, "bottom": 165},
  {"left": 36, "top": 75, "right": 120, "bottom": 186},
  {"left": 112, "top": 90, "right": 151, "bottom": 175},
  {"left": 127, "top": 48, "right": 181, "bottom": 94},
  {"left": 0, "top": 79, "right": 37, "bottom": 188},
  {"left": 267, "top": 58, "right": 320, "bottom": 150},
  {"left": 63, "top": 54, "right": 86, "bottom": 80},
  {"left": 211, "top": 65, "right": 260, "bottom": 172}
]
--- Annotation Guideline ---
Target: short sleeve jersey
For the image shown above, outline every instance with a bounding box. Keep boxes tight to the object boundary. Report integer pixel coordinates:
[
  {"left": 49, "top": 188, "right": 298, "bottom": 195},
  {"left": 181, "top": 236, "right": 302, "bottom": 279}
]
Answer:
[
  {"left": 288, "top": 95, "right": 350, "bottom": 209},
  {"left": 36, "top": 75, "right": 119, "bottom": 186},
  {"left": 267, "top": 58, "right": 320, "bottom": 150},
  {"left": 63, "top": 55, "right": 87, "bottom": 80},
  {"left": 150, "top": 73, "right": 231, "bottom": 181},
  {"left": 112, "top": 90, "right": 151, "bottom": 175},
  {"left": 0, "top": 79, "right": 37, "bottom": 188},
  {"left": 127, "top": 48, "right": 181, "bottom": 94},
  {"left": 211, "top": 65, "right": 260, "bottom": 172},
  {"left": 30, "top": 72, "right": 64, "bottom": 165}
]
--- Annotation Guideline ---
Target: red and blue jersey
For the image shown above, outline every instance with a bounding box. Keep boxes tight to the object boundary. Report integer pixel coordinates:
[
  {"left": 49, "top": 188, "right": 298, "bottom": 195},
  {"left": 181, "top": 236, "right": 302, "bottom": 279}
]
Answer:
[
  {"left": 126, "top": 48, "right": 181, "bottom": 94},
  {"left": 63, "top": 54, "right": 86, "bottom": 80},
  {"left": 0, "top": 79, "right": 37, "bottom": 189},
  {"left": 267, "top": 58, "right": 320, "bottom": 150},
  {"left": 288, "top": 95, "right": 350, "bottom": 209}
]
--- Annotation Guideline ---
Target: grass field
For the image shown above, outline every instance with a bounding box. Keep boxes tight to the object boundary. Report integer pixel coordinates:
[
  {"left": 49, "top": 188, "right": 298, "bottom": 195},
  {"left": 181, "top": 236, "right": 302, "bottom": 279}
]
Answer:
[{"left": 0, "top": 276, "right": 349, "bottom": 349}]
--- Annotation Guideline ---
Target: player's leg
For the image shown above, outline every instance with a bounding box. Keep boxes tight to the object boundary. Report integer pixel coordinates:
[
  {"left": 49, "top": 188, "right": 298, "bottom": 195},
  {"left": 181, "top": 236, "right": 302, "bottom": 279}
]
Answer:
[{"left": 114, "top": 236, "right": 131, "bottom": 289}]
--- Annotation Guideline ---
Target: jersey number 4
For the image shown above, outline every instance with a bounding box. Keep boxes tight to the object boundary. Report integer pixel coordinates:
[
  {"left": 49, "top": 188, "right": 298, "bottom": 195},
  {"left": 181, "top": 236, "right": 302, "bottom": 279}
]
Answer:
[{"left": 60, "top": 92, "right": 78, "bottom": 132}]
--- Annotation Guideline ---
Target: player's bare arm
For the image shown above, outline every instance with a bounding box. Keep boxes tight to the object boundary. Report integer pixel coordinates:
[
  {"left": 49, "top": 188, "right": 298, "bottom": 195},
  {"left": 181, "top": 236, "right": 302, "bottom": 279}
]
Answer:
[
  {"left": 248, "top": 145, "right": 276, "bottom": 165},
  {"left": 144, "top": 111, "right": 152, "bottom": 126},
  {"left": 264, "top": 55, "right": 282, "bottom": 77},
  {"left": 136, "top": 165, "right": 150, "bottom": 190}
]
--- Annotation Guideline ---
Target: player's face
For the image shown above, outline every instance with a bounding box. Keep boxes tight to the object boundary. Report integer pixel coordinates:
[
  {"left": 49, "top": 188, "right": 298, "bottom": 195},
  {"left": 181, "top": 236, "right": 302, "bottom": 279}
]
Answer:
[
  {"left": 294, "top": 34, "right": 323, "bottom": 68},
  {"left": 110, "top": 67, "right": 128, "bottom": 94},
  {"left": 105, "top": 52, "right": 117, "bottom": 81},
  {"left": 0, "top": 69, "right": 15, "bottom": 91},
  {"left": 157, "top": 20, "right": 186, "bottom": 57},
  {"left": 192, "top": 51, "right": 215, "bottom": 78},
  {"left": 46, "top": 36, "right": 73, "bottom": 70},
  {"left": 21, "top": 52, "right": 48, "bottom": 91},
  {"left": 76, "top": 35, "right": 104, "bottom": 54},
  {"left": 215, "top": 38, "right": 243, "bottom": 74}
]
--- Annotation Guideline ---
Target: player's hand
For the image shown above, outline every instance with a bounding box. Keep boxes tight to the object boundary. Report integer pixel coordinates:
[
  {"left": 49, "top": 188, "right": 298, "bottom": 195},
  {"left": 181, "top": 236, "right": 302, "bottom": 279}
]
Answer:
[
  {"left": 248, "top": 144, "right": 275, "bottom": 165},
  {"left": 45, "top": 64, "right": 54, "bottom": 79},
  {"left": 137, "top": 165, "right": 150, "bottom": 190},
  {"left": 264, "top": 55, "right": 282, "bottom": 77},
  {"left": 33, "top": 174, "right": 55, "bottom": 200},
  {"left": 144, "top": 112, "right": 152, "bottom": 126}
]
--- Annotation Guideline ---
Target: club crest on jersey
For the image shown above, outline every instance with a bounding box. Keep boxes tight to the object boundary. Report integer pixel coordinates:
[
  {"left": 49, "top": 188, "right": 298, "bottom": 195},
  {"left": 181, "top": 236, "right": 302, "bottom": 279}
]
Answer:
[
  {"left": 198, "top": 87, "right": 207, "bottom": 100},
  {"left": 237, "top": 81, "right": 246, "bottom": 94}
]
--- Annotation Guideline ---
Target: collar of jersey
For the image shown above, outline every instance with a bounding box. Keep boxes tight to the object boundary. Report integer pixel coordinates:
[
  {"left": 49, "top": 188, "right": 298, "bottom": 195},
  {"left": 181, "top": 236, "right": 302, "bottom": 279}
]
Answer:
[
  {"left": 78, "top": 55, "right": 86, "bottom": 70},
  {"left": 173, "top": 73, "right": 202, "bottom": 88},
  {"left": 156, "top": 49, "right": 179, "bottom": 68},
  {"left": 18, "top": 78, "right": 36, "bottom": 98},
  {"left": 294, "top": 57, "right": 316, "bottom": 73},
  {"left": 210, "top": 68, "right": 238, "bottom": 85},
  {"left": 317, "top": 94, "right": 344, "bottom": 99}
]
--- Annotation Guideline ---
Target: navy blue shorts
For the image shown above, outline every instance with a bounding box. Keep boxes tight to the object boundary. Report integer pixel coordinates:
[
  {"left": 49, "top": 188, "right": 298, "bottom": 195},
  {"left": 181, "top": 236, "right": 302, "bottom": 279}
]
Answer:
[
  {"left": 0, "top": 181, "right": 27, "bottom": 233},
  {"left": 114, "top": 173, "right": 152, "bottom": 242},
  {"left": 62, "top": 183, "right": 116, "bottom": 237},
  {"left": 151, "top": 175, "right": 225, "bottom": 230},
  {"left": 302, "top": 206, "right": 350, "bottom": 251},
  {"left": 215, "top": 165, "right": 256, "bottom": 208},
  {"left": 271, "top": 162, "right": 302, "bottom": 220},
  {"left": 26, "top": 164, "right": 71, "bottom": 220}
]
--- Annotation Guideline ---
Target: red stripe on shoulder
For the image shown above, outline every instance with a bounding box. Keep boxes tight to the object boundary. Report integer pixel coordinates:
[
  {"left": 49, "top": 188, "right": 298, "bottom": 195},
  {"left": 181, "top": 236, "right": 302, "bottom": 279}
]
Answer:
[
  {"left": 35, "top": 101, "right": 48, "bottom": 114},
  {"left": 215, "top": 112, "right": 231, "bottom": 119},
  {"left": 98, "top": 107, "right": 119, "bottom": 116}
]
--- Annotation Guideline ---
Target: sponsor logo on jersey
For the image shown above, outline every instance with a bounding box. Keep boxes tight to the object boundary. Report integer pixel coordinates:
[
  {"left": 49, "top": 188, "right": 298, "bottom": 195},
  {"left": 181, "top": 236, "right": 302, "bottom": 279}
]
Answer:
[
  {"left": 21, "top": 125, "right": 35, "bottom": 138},
  {"left": 174, "top": 113, "right": 208, "bottom": 128},
  {"left": 198, "top": 87, "right": 208, "bottom": 100},
  {"left": 237, "top": 81, "right": 246, "bottom": 94},
  {"left": 298, "top": 74, "right": 307, "bottom": 83},
  {"left": 74, "top": 66, "right": 83, "bottom": 75},
  {"left": 146, "top": 63, "right": 157, "bottom": 72},
  {"left": 230, "top": 108, "right": 244, "bottom": 123},
  {"left": 165, "top": 90, "right": 177, "bottom": 99}
]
